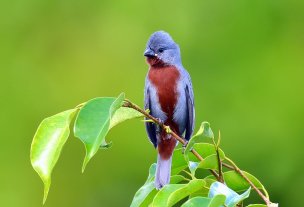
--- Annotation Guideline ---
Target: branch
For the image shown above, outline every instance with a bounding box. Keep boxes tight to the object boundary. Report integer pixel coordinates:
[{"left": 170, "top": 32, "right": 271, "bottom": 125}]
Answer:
[
  {"left": 225, "top": 157, "right": 272, "bottom": 206},
  {"left": 213, "top": 131, "right": 224, "bottom": 183},
  {"left": 123, "top": 99, "right": 274, "bottom": 206},
  {"left": 123, "top": 99, "right": 220, "bottom": 180}
]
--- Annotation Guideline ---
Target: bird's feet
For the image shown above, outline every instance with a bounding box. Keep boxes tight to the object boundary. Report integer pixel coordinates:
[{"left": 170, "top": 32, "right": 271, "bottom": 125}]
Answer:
[{"left": 182, "top": 140, "right": 189, "bottom": 154}]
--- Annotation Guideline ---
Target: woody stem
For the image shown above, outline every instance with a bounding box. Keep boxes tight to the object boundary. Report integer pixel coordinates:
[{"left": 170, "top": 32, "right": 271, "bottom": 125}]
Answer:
[{"left": 123, "top": 99, "right": 273, "bottom": 206}]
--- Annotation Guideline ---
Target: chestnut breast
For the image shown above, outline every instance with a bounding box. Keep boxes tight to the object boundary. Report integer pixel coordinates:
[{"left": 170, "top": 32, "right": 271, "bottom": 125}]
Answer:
[{"left": 148, "top": 66, "right": 180, "bottom": 120}]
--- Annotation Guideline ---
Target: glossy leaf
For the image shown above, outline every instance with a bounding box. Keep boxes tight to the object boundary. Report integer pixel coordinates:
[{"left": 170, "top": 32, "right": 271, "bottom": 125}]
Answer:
[
  {"left": 206, "top": 170, "right": 268, "bottom": 198},
  {"left": 188, "top": 143, "right": 225, "bottom": 162},
  {"left": 172, "top": 148, "right": 188, "bottom": 175},
  {"left": 109, "top": 106, "right": 143, "bottom": 128},
  {"left": 131, "top": 164, "right": 156, "bottom": 207},
  {"left": 145, "top": 163, "right": 157, "bottom": 184},
  {"left": 130, "top": 164, "right": 186, "bottom": 207},
  {"left": 182, "top": 197, "right": 212, "bottom": 207},
  {"left": 151, "top": 179, "right": 206, "bottom": 207},
  {"left": 184, "top": 122, "right": 214, "bottom": 158},
  {"left": 209, "top": 194, "right": 226, "bottom": 207},
  {"left": 182, "top": 195, "right": 226, "bottom": 207},
  {"left": 188, "top": 161, "right": 199, "bottom": 175},
  {"left": 74, "top": 93, "right": 124, "bottom": 171},
  {"left": 30, "top": 109, "right": 78, "bottom": 203},
  {"left": 189, "top": 177, "right": 218, "bottom": 199},
  {"left": 151, "top": 184, "right": 185, "bottom": 207},
  {"left": 167, "top": 179, "right": 206, "bottom": 206},
  {"left": 170, "top": 175, "right": 187, "bottom": 184},
  {"left": 209, "top": 181, "right": 251, "bottom": 207},
  {"left": 197, "top": 154, "right": 225, "bottom": 171}
]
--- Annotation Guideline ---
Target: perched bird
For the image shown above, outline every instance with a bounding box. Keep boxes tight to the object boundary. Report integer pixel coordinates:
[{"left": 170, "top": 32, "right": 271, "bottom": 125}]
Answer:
[{"left": 144, "top": 31, "right": 195, "bottom": 189}]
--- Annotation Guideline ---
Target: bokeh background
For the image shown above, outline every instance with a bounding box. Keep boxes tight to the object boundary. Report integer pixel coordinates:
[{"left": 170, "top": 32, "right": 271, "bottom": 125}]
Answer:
[{"left": 1, "top": 0, "right": 303, "bottom": 206}]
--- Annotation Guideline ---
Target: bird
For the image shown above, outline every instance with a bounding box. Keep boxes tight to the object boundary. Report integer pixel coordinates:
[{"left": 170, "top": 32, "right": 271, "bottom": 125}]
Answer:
[{"left": 144, "top": 31, "right": 195, "bottom": 189}]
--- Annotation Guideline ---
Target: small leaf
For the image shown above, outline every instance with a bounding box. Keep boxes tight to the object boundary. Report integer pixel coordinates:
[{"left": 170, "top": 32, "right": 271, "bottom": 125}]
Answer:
[
  {"left": 145, "top": 163, "right": 157, "bottom": 184},
  {"left": 151, "top": 184, "right": 185, "bottom": 207},
  {"left": 209, "top": 181, "right": 251, "bottom": 207},
  {"left": 74, "top": 93, "right": 125, "bottom": 172},
  {"left": 182, "top": 197, "right": 212, "bottom": 207},
  {"left": 206, "top": 170, "right": 269, "bottom": 198},
  {"left": 30, "top": 109, "right": 78, "bottom": 203},
  {"left": 151, "top": 179, "right": 206, "bottom": 207},
  {"left": 109, "top": 107, "right": 143, "bottom": 128},
  {"left": 130, "top": 165, "right": 185, "bottom": 207},
  {"left": 167, "top": 179, "right": 206, "bottom": 206},
  {"left": 197, "top": 154, "right": 225, "bottom": 171},
  {"left": 188, "top": 161, "right": 199, "bottom": 175},
  {"left": 171, "top": 148, "right": 188, "bottom": 175},
  {"left": 170, "top": 175, "right": 187, "bottom": 184},
  {"left": 182, "top": 195, "right": 226, "bottom": 207},
  {"left": 100, "top": 140, "right": 113, "bottom": 149},
  {"left": 131, "top": 182, "right": 155, "bottom": 207},
  {"left": 188, "top": 143, "right": 225, "bottom": 162},
  {"left": 184, "top": 122, "right": 214, "bottom": 158},
  {"left": 209, "top": 194, "right": 226, "bottom": 207}
]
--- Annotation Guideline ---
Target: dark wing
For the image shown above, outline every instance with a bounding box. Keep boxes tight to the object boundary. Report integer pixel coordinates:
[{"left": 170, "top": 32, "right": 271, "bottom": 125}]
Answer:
[
  {"left": 185, "top": 84, "right": 195, "bottom": 141},
  {"left": 145, "top": 87, "right": 157, "bottom": 148}
]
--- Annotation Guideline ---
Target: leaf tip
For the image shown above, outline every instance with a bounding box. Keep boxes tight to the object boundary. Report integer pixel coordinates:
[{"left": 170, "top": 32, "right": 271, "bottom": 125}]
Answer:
[
  {"left": 82, "top": 158, "right": 89, "bottom": 173},
  {"left": 42, "top": 179, "right": 51, "bottom": 205}
]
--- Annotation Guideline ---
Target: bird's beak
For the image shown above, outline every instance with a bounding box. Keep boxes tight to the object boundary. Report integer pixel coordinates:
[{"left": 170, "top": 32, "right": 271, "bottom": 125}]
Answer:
[{"left": 144, "top": 49, "right": 157, "bottom": 58}]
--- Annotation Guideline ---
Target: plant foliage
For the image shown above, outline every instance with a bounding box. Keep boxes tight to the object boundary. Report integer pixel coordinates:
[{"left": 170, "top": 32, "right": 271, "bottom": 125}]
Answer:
[{"left": 30, "top": 93, "right": 275, "bottom": 206}]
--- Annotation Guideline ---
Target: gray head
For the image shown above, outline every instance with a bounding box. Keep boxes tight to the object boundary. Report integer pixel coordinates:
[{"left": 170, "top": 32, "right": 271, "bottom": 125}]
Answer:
[{"left": 144, "top": 31, "right": 181, "bottom": 66}]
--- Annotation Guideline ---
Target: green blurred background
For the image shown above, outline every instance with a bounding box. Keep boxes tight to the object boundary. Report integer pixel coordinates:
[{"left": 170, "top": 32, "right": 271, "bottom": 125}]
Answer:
[{"left": 1, "top": 0, "right": 303, "bottom": 206}]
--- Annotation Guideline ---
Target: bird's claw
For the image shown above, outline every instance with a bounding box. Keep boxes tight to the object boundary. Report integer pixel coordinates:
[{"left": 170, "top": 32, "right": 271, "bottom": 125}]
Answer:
[
  {"left": 164, "top": 125, "right": 171, "bottom": 134},
  {"left": 182, "top": 141, "right": 189, "bottom": 154}
]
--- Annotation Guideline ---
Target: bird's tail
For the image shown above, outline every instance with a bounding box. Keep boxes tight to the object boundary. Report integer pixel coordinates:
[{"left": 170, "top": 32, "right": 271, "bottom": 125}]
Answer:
[{"left": 155, "top": 153, "right": 172, "bottom": 189}]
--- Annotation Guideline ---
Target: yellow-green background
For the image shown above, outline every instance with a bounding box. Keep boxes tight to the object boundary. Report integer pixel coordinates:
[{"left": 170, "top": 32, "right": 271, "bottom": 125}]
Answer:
[{"left": 1, "top": 0, "right": 303, "bottom": 206}]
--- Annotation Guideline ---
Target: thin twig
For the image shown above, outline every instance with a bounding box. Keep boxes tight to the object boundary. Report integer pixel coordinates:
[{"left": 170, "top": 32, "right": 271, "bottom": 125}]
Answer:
[
  {"left": 225, "top": 157, "right": 271, "bottom": 206},
  {"left": 213, "top": 134, "right": 224, "bottom": 183},
  {"left": 222, "top": 162, "right": 234, "bottom": 170}
]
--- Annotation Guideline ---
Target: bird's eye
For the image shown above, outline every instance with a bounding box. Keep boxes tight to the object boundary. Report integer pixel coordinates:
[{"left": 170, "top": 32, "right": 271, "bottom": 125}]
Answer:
[{"left": 158, "top": 48, "right": 165, "bottom": 53}]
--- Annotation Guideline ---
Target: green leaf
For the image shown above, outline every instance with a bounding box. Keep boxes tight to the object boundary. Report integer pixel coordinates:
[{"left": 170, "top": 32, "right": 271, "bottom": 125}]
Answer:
[
  {"left": 188, "top": 143, "right": 225, "bottom": 162},
  {"left": 131, "top": 182, "right": 155, "bottom": 207},
  {"left": 74, "top": 93, "right": 125, "bottom": 172},
  {"left": 246, "top": 205, "right": 268, "bottom": 207},
  {"left": 182, "top": 197, "right": 212, "bottom": 207},
  {"left": 184, "top": 122, "right": 214, "bottom": 158},
  {"left": 206, "top": 171, "right": 268, "bottom": 198},
  {"left": 167, "top": 179, "right": 206, "bottom": 206},
  {"left": 109, "top": 106, "right": 143, "bottom": 128},
  {"left": 151, "top": 184, "right": 185, "bottom": 207},
  {"left": 145, "top": 163, "right": 157, "bottom": 184},
  {"left": 182, "top": 195, "right": 226, "bottom": 207},
  {"left": 209, "top": 194, "right": 226, "bottom": 207},
  {"left": 197, "top": 154, "right": 225, "bottom": 171},
  {"left": 170, "top": 175, "right": 187, "bottom": 184},
  {"left": 209, "top": 181, "right": 251, "bottom": 207},
  {"left": 228, "top": 187, "right": 251, "bottom": 206},
  {"left": 151, "top": 179, "right": 206, "bottom": 207},
  {"left": 188, "top": 161, "right": 199, "bottom": 175},
  {"left": 172, "top": 148, "right": 188, "bottom": 175},
  {"left": 30, "top": 109, "right": 78, "bottom": 204},
  {"left": 130, "top": 164, "right": 185, "bottom": 207}
]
